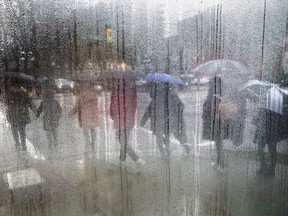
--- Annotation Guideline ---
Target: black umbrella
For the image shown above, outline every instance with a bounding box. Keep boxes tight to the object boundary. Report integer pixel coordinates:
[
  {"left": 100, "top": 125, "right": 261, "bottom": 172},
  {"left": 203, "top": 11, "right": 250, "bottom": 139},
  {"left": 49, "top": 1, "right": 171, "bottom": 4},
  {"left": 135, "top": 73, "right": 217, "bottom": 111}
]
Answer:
[{"left": 0, "top": 72, "right": 37, "bottom": 87}]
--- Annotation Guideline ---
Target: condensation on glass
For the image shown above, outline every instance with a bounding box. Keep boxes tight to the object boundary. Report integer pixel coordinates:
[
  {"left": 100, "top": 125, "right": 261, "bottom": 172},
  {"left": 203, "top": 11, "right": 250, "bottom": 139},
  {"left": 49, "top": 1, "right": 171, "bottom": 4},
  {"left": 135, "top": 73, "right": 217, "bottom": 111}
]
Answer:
[{"left": 0, "top": 0, "right": 287, "bottom": 215}]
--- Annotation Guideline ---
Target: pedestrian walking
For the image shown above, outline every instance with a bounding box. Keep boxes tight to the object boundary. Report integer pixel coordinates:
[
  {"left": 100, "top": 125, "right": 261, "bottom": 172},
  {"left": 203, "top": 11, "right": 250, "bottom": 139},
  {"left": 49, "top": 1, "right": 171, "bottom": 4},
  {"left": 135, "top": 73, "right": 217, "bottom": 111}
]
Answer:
[
  {"left": 195, "top": 60, "right": 251, "bottom": 169},
  {"left": 5, "top": 85, "right": 37, "bottom": 151},
  {"left": 36, "top": 82, "right": 62, "bottom": 147},
  {"left": 140, "top": 83, "right": 190, "bottom": 156},
  {"left": 202, "top": 76, "right": 247, "bottom": 169},
  {"left": 109, "top": 73, "right": 145, "bottom": 166},
  {"left": 69, "top": 82, "right": 101, "bottom": 149}
]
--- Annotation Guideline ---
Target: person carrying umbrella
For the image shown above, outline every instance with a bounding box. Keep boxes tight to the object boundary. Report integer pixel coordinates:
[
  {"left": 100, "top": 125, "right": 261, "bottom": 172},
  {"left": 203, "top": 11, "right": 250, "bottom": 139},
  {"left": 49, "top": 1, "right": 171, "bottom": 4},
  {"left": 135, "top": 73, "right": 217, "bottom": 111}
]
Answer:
[
  {"left": 109, "top": 71, "right": 145, "bottom": 166},
  {"left": 5, "top": 85, "right": 37, "bottom": 151},
  {"left": 140, "top": 73, "right": 190, "bottom": 156},
  {"left": 200, "top": 60, "right": 250, "bottom": 169},
  {"left": 251, "top": 85, "right": 288, "bottom": 176},
  {"left": 1, "top": 70, "right": 37, "bottom": 151}
]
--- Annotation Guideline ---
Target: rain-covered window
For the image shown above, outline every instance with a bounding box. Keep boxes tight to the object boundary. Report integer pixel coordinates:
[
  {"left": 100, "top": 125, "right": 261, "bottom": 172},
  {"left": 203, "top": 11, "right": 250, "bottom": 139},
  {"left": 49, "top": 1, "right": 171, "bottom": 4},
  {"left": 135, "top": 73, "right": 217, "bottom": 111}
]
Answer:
[{"left": 0, "top": 0, "right": 288, "bottom": 215}]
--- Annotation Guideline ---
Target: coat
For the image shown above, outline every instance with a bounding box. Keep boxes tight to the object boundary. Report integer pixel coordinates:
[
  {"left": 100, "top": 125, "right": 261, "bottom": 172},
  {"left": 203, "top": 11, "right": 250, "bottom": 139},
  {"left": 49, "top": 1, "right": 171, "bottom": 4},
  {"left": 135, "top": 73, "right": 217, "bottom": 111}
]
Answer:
[
  {"left": 140, "top": 86, "right": 187, "bottom": 144},
  {"left": 253, "top": 92, "right": 288, "bottom": 144},
  {"left": 109, "top": 79, "right": 137, "bottom": 130},
  {"left": 6, "top": 91, "right": 36, "bottom": 126},
  {"left": 37, "top": 98, "right": 62, "bottom": 131},
  {"left": 202, "top": 76, "right": 246, "bottom": 145},
  {"left": 71, "top": 89, "right": 100, "bottom": 128}
]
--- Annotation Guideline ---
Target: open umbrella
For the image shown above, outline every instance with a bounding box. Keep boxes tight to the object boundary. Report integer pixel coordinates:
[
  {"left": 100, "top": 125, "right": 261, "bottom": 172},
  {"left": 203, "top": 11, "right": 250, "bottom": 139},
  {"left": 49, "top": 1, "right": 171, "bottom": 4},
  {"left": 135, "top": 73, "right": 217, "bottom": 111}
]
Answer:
[
  {"left": 0, "top": 72, "right": 36, "bottom": 83},
  {"left": 145, "top": 73, "right": 184, "bottom": 85},
  {"left": 239, "top": 79, "right": 275, "bottom": 99},
  {"left": 0, "top": 72, "right": 37, "bottom": 88},
  {"left": 240, "top": 79, "right": 288, "bottom": 114},
  {"left": 193, "top": 59, "right": 252, "bottom": 79}
]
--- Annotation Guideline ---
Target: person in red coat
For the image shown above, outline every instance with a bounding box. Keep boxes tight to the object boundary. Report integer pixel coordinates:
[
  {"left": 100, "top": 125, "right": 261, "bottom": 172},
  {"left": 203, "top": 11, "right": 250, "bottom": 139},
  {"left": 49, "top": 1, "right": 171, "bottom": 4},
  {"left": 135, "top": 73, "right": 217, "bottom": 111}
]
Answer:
[{"left": 109, "top": 77, "right": 145, "bottom": 166}]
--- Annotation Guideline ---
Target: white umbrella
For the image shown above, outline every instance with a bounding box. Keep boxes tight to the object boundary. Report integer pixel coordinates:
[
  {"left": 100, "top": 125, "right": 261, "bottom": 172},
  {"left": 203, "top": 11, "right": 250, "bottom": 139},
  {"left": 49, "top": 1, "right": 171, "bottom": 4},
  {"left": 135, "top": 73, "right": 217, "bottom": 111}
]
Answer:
[
  {"left": 240, "top": 79, "right": 288, "bottom": 115},
  {"left": 193, "top": 59, "right": 252, "bottom": 78}
]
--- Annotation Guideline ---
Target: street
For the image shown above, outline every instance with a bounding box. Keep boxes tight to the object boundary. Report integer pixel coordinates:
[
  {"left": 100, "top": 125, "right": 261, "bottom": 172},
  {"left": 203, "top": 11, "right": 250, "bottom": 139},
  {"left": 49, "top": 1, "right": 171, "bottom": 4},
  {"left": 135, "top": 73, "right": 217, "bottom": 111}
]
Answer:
[{"left": 0, "top": 88, "right": 288, "bottom": 216}]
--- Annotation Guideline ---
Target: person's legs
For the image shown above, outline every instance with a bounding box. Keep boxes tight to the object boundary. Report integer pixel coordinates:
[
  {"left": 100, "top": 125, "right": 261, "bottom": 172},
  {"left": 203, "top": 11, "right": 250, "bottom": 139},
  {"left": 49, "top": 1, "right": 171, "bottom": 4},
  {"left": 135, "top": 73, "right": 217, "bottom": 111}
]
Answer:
[
  {"left": 215, "top": 139, "right": 223, "bottom": 167},
  {"left": 82, "top": 127, "right": 91, "bottom": 147},
  {"left": 46, "top": 130, "right": 54, "bottom": 147},
  {"left": 11, "top": 124, "right": 20, "bottom": 148},
  {"left": 174, "top": 130, "right": 190, "bottom": 154},
  {"left": 257, "top": 139, "right": 268, "bottom": 174},
  {"left": 18, "top": 124, "right": 27, "bottom": 151},
  {"left": 53, "top": 128, "right": 58, "bottom": 147},
  {"left": 117, "top": 129, "right": 127, "bottom": 161},
  {"left": 268, "top": 142, "right": 277, "bottom": 176},
  {"left": 125, "top": 129, "right": 139, "bottom": 162},
  {"left": 214, "top": 118, "right": 224, "bottom": 167},
  {"left": 155, "top": 132, "right": 166, "bottom": 156},
  {"left": 117, "top": 129, "right": 140, "bottom": 162},
  {"left": 90, "top": 128, "right": 96, "bottom": 150}
]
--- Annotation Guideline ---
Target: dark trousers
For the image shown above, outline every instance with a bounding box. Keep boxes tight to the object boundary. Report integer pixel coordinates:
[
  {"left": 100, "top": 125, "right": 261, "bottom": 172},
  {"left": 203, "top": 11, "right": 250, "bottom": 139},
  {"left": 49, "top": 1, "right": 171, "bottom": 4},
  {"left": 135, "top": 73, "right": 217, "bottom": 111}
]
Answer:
[
  {"left": 257, "top": 139, "right": 277, "bottom": 174},
  {"left": 83, "top": 128, "right": 96, "bottom": 149},
  {"left": 11, "top": 123, "right": 26, "bottom": 150},
  {"left": 254, "top": 109, "right": 281, "bottom": 175},
  {"left": 116, "top": 128, "right": 139, "bottom": 162},
  {"left": 47, "top": 128, "right": 58, "bottom": 147}
]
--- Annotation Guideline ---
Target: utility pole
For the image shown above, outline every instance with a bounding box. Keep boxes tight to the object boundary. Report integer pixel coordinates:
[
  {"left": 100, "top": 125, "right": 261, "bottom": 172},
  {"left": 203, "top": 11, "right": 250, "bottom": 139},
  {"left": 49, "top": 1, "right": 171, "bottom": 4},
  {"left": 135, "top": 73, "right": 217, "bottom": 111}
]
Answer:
[
  {"left": 116, "top": 0, "right": 120, "bottom": 62},
  {"left": 166, "top": 39, "right": 170, "bottom": 73},
  {"left": 121, "top": 4, "right": 125, "bottom": 62},
  {"left": 260, "top": 0, "right": 267, "bottom": 80},
  {"left": 73, "top": 9, "right": 79, "bottom": 72}
]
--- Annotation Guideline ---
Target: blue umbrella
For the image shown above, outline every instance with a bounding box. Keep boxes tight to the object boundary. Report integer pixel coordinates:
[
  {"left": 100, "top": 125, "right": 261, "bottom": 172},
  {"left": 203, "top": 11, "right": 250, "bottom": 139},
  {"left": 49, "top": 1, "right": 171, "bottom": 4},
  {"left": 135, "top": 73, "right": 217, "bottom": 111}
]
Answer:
[{"left": 145, "top": 73, "right": 184, "bottom": 85}]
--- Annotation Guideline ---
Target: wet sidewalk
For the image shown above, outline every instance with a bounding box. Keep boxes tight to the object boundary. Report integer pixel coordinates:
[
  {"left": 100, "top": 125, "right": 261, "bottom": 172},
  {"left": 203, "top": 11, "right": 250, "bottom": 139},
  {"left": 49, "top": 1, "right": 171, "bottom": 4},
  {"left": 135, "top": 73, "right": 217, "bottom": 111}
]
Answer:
[
  {"left": 5, "top": 148, "right": 286, "bottom": 216},
  {"left": 1, "top": 93, "right": 288, "bottom": 215},
  {"left": 1, "top": 130, "right": 288, "bottom": 216}
]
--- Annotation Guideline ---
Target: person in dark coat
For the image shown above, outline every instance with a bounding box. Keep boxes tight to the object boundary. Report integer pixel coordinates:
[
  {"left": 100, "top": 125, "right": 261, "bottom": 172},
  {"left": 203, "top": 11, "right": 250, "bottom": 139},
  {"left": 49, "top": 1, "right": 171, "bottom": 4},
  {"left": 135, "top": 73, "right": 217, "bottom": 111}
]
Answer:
[
  {"left": 36, "top": 83, "right": 62, "bottom": 147},
  {"left": 140, "top": 83, "right": 190, "bottom": 156},
  {"left": 109, "top": 77, "right": 145, "bottom": 166},
  {"left": 5, "top": 85, "right": 36, "bottom": 151},
  {"left": 202, "top": 76, "right": 246, "bottom": 168},
  {"left": 253, "top": 88, "right": 288, "bottom": 176}
]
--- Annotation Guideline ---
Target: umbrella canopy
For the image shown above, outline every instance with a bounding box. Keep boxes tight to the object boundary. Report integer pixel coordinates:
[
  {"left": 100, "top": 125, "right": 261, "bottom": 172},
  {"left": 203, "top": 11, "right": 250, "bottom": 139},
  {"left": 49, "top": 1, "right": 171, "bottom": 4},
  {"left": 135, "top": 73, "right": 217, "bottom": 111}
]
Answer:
[
  {"left": 0, "top": 72, "right": 37, "bottom": 88},
  {"left": 240, "top": 79, "right": 288, "bottom": 115},
  {"left": 145, "top": 73, "right": 184, "bottom": 85},
  {"left": 239, "top": 79, "right": 275, "bottom": 99},
  {"left": 0, "top": 72, "right": 36, "bottom": 82},
  {"left": 193, "top": 60, "right": 252, "bottom": 79}
]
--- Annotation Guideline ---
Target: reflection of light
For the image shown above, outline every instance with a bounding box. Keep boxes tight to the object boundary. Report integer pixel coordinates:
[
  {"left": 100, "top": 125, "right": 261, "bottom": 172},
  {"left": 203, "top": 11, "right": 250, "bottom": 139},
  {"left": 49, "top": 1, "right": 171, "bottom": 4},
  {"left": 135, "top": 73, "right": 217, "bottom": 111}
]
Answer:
[
  {"left": 5, "top": 168, "right": 44, "bottom": 190},
  {"left": 118, "top": 62, "right": 126, "bottom": 71},
  {"left": 76, "top": 159, "right": 84, "bottom": 164},
  {"left": 76, "top": 159, "right": 85, "bottom": 170},
  {"left": 26, "top": 140, "right": 46, "bottom": 160},
  {"left": 7, "top": 173, "right": 13, "bottom": 189}
]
